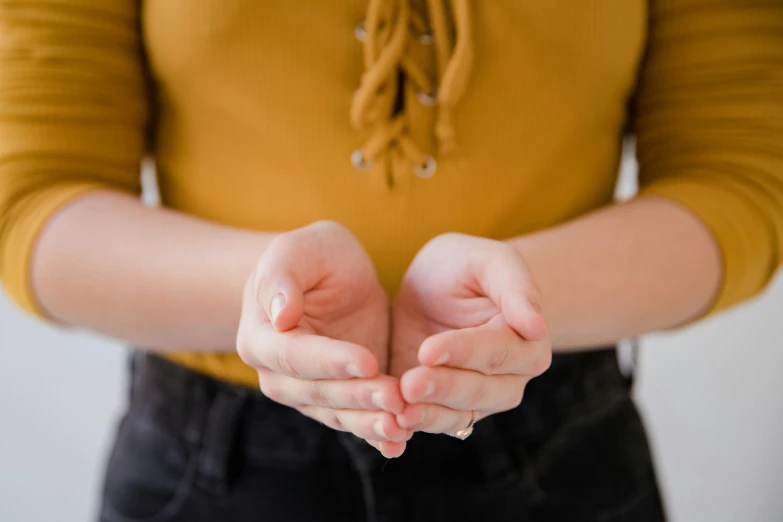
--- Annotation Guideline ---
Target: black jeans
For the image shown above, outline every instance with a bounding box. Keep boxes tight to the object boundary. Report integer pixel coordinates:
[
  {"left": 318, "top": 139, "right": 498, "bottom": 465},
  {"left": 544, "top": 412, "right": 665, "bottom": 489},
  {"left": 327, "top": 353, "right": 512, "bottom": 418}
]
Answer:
[{"left": 99, "top": 350, "right": 666, "bottom": 522}]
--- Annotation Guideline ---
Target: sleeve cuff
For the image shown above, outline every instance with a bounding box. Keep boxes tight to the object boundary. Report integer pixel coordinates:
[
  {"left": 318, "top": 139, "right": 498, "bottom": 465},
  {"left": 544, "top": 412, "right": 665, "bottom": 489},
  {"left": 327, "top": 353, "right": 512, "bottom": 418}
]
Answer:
[
  {"left": 638, "top": 172, "right": 775, "bottom": 316},
  {"left": 0, "top": 183, "right": 110, "bottom": 318}
]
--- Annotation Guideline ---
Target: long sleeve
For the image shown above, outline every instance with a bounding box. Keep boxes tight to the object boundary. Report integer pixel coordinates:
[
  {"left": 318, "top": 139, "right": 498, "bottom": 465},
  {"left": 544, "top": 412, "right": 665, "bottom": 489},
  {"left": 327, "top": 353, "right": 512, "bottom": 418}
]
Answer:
[
  {"left": 634, "top": 0, "right": 783, "bottom": 313},
  {"left": 0, "top": 0, "right": 148, "bottom": 314}
]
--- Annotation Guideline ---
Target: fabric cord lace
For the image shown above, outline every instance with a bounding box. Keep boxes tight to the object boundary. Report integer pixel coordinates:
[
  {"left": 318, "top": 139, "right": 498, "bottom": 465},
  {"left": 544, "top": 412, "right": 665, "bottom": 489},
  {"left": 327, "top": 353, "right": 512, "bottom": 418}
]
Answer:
[{"left": 351, "top": 0, "right": 474, "bottom": 179}]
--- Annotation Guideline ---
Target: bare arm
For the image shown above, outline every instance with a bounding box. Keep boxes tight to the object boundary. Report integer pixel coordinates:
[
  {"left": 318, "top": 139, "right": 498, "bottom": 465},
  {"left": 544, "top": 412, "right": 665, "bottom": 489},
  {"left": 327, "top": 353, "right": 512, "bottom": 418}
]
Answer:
[
  {"left": 517, "top": 0, "right": 783, "bottom": 351},
  {"left": 510, "top": 197, "right": 721, "bottom": 351},
  {"left": 36, "top": 192, "right": 719, "bottom": 353},
  {"left": 32, "top": 190, "right": 274, "bottom": 352}
]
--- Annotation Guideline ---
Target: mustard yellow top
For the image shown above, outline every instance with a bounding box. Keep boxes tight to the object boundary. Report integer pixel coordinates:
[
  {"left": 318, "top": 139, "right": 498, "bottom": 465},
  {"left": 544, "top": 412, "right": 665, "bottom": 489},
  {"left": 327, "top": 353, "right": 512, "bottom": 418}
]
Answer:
[{"left": 1, "top": 0, "right": 782, "bottom": 388}]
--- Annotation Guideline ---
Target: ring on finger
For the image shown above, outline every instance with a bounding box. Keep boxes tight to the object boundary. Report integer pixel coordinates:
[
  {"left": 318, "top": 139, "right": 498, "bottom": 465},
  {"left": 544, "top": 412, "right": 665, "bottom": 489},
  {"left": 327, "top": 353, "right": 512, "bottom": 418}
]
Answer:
[{"left": 449, "top": 409, "right": 478, "bottom": 440}]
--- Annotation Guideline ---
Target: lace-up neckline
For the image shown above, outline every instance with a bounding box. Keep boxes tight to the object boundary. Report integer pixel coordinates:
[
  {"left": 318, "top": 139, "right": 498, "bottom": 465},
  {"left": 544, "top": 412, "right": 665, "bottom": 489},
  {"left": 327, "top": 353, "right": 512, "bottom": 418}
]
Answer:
[{"left": 350, "top": 0, "right": 474, "bottom": 182}]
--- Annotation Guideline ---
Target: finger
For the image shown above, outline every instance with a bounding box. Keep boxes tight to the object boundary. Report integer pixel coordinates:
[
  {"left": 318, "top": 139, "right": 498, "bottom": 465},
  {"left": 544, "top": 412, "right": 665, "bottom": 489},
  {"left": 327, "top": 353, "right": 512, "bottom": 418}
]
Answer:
[
  {"left": 251, "top": 252, "right": 307, "bottom": 333},
  {"left": 365, "top": 440, "right": 407, "bottom": 459},
  {"left": 418, "top": 316, "right": 552, "bottom": 377},
  {"left": 253, "top": 228, "right": 338, "bottom": 332},
  {"left": 258, "top": 370, "right": 405, "bottom": 414},
  {"left": 397, "top": 403, "right": 484, "bottom": 435},
  {"left": 400, "top": 365, "right": 527, "bottom": 412},
  {"left": 299, "top": 407, "right": 413, "bottom": 443},
  {"left": 238, "top": 325, "right": 379, "bottom": 380},
  {"left": 473, "top": 244, "right": 550, "bottom": 341}
]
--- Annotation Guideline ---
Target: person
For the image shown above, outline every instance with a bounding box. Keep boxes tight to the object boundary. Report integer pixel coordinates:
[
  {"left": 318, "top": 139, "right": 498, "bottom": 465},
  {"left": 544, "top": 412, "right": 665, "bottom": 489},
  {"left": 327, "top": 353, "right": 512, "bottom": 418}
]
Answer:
[{"left": 0, "top": 1, "right": 781, "bottom": 521}]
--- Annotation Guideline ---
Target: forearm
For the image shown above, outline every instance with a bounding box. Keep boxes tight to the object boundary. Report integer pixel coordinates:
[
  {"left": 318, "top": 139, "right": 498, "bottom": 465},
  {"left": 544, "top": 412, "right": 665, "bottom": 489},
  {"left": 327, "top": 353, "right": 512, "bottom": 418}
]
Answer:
[
  {"left": 32, "top": 190, "right": 274, "bottom": 352},
  {"left": 509, "top": 196, "right": 722, "bottom": 351}
]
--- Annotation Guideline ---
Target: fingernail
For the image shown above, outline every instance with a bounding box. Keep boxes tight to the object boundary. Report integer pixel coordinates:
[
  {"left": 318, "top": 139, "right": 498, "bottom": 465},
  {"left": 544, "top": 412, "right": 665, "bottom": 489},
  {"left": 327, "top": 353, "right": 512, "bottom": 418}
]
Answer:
[
  {"left": 423, "top": 380, "right": 436, "bottom": 398},
  {"left": 374, "top": 420, "right": 389, "bottom": 439},
  {"left": 346, "top": 364, "right": 365, "bottom": 378},
  {"left": 371, "top": 391, "right": 385, "bottom": 410},
  {"left": 433, "top": 353, "right": 450, "bottom": 366},
  {"left": 270, "top": 294, "right": 285, "bottom": 324}
]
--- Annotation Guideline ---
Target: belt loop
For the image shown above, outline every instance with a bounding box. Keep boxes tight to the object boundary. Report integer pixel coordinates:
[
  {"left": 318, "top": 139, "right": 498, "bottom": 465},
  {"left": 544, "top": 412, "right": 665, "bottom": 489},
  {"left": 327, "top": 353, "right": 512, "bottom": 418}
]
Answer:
[{"left": 195, "top": 387, "right": 249, "bottom": 495}]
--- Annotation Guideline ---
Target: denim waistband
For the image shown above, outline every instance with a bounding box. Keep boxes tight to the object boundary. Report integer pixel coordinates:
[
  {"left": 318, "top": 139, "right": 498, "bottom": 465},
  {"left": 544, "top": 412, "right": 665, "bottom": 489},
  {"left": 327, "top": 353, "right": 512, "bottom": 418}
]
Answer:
[{"left": 126, "top": 347, "right": 627, "bottom": 508}]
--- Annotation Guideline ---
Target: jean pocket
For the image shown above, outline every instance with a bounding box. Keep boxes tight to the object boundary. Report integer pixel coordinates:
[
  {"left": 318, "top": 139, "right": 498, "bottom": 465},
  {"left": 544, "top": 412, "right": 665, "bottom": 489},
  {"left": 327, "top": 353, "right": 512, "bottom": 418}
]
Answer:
[{"left": 100, "top": 410, "right": 198, "bottom": 522}]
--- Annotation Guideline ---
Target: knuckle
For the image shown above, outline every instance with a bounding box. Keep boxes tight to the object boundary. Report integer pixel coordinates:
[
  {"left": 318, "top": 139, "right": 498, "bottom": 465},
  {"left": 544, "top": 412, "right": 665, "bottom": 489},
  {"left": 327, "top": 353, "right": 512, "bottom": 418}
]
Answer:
[
  {"left": 487, "top": 346, "right": 510, "bottom": 375},
  {"left": 532, "top": 348, "right": 553, "bottom": 376},
  {"left": 449, "top": 413, "right": 469, "bottom": 434},
  {"left": 497, "top": 240, "right": 518, "bottom": 258},
  {"left": 254, "top": 274, "right": 286, "bottom": 319},
  {"left": 254, "top": 272, "right": 273, "bottom": 302},
  {"left": 528, "top": 282, "right": 544, "bottom": 307},
  {"left": 418, "top": 407, "right": 431, "bottom": 429},
  {"left": 505, "top": 388, "right": 525, "bottom": 411},
  {"left": 425, "top": 232, "right": 461, "bottom": 252},
  {"left": 318, "top": 359, "right": 343, "bottom": 380},
  {"left": 419, "top": 336, "right": 446, "bottom": 365},
  {"left": 312, "top": 219, "right": 342, "bottom": 233},
  {"left": 309, "top": 220, "right": 350, "bottom": 248},
  {"left": 277, "top": 349, "right": 302, "bottom": 380},
  {"left": 283, "top": 233, "right": 309, "bottom": 255},
  {"left": 331, "top": 412, "right": 346, "bottom": 432},
  {"left": 259, "top": 235, "right": 304, "bottom": 278},
  {"left": 309, "top": 380, "right": 334, "bottom": 408},
  {"left": 356, "top": 389, "right": 376, "bottom": 410},
  {"left": 468, "top": 384, "right": 488, "bottom": 409},
  {"left": 266, "top": 233, "right": 289, "bottom": 252},
  {"left": 259, "top": 379, "right": 285, "bottom": 404},
  {"left": 437, "top": 232, "right": 463, "bottom": 243},
  {"left": 489, "top": 240, "right": 520, "bottom": 266},
  {"left": 235, "top": 334, "right": 256, "bottom": 367}
]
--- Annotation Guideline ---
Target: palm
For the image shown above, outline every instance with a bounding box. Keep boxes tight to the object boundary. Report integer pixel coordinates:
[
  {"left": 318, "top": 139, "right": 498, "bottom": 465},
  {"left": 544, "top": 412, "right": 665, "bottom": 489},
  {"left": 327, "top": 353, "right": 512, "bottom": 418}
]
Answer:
[
  {"left": 258, "top": 223, "right": 390, "bottom": 373},
  {"left": 390, "top": 237, "right": 501, "bottom": 378},
  {"left": 298, "top": 260, "right": 389, "bottom": 373}
]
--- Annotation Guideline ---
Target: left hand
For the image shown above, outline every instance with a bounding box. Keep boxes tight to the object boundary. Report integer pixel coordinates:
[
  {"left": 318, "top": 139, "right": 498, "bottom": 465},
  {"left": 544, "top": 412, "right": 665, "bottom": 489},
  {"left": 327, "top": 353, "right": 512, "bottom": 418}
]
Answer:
[
  {"left": 388, "top": 233, "right": 552, "bottom": 437},
  {"left": 236, "top": 222, "right": 410, "bottom": 458}
]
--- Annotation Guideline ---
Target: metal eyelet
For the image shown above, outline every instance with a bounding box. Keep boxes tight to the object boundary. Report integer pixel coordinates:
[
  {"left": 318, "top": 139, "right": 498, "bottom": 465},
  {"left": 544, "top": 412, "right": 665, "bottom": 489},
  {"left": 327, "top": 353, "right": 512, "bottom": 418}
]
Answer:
[
  {"left": 417, "top": 32, "right": 433, "bottom": 45},
  {"left": 354, "top": 21, "right": 367, "bottom": 41},
  {"left": 350, "top": 149, "right": 372, "bottom": 170},
  {"left": 412, "top": 156, "right": 437, "bottom": 179},
  {"left": 416, "top": 88, "right": 438, "bottom": 106}
]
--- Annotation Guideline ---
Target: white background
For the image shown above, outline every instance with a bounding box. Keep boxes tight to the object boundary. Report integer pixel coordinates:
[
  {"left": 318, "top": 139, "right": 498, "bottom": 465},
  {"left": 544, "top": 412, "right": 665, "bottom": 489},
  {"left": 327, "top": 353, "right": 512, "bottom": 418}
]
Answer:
[{"left": 1, "top": 154, "right": 782, "bottom": 521}]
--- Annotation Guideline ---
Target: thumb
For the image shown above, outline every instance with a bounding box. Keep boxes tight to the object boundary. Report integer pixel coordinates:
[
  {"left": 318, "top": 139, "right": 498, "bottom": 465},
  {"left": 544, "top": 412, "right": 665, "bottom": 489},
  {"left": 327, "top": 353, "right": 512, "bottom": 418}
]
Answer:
[
  {"left": 254, "top": 240, "right": 318, "bottom": 332},
  {"left": 501, "top": 291, "right": 550, "bottom": 342},
  {"left": 477, "top": 245, "right": 550, "bottom": 342},
  {"left": 263, "top": 285, "right": 304, "bottom": 332}
]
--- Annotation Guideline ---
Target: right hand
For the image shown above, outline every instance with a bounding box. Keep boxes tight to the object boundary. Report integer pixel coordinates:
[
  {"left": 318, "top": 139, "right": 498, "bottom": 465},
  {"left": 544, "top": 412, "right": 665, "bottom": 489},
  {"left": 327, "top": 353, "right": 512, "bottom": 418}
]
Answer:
[{"left": 236, "top": 221, "right": 410, "bottom": 457}]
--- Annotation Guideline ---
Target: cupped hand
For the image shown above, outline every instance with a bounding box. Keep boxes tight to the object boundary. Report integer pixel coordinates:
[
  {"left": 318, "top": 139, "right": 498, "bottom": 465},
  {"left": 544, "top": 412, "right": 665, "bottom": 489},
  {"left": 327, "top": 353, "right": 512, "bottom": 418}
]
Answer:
[
  {"left": 390, "top": 233, "right": 552, "bottom": 437},
  {"left": 236, "top": 221, "right": 410, "bottom": 457}
]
